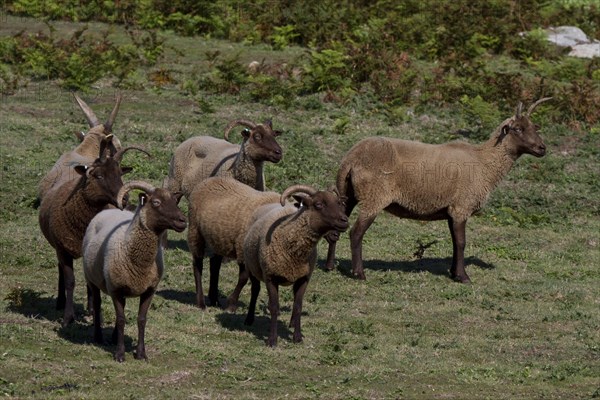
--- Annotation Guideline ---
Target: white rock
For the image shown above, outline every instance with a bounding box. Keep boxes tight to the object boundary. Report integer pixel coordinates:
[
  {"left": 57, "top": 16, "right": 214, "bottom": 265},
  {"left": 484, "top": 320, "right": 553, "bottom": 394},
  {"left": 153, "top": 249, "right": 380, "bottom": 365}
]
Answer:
[
  {"left": 568, "top": 43, "right": 600, "bottom": 59},
  {"left": 545, "top": 26, "right": 590, "bottom": 47}
]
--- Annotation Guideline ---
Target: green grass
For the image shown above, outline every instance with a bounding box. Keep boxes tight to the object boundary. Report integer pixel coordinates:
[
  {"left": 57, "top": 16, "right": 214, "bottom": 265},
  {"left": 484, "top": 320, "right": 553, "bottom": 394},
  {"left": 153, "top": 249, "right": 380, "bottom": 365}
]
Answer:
[{"left": 1, "top": 16, "right": 599, "bottom": 400}]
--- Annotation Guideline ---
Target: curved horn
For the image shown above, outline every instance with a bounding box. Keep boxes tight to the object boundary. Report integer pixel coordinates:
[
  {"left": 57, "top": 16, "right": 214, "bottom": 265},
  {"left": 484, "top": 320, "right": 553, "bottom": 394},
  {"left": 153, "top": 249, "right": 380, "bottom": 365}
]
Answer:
[
  {"left": 515, "top": 102, "right": 523, "bottom": 119},
  {"left": 104, "top": 94, "right": 122, "bottom": 133},
  {"left": 73, "top": 93, "right": 100, "bottom": 128},
  {"left": 224, "top": 119, "right": 258, "bottom": 141},
  {"left": 113, "top": 146, "right": 151, "bottom": 163},
  {"left": 280, "top": 184, "right": 318, "bottom": 206},
  {"left": 116, "top": 180, "right": 155, "bottom": 210},
  {"left": 526, "top": 97, "right": 552, "bottom": 116}
]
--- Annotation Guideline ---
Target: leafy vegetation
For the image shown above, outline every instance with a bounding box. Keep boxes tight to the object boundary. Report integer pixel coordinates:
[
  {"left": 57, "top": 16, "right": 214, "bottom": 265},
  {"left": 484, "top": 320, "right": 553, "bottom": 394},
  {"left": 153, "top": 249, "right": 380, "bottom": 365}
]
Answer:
[{"left": 0, "top": 3, "right": 599, "bottom": 399}]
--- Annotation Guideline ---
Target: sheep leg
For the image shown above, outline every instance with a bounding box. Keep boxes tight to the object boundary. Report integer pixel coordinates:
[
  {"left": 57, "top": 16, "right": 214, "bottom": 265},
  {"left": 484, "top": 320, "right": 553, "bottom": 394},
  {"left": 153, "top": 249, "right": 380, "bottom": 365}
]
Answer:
[
  {"left": 324, "top": 238, "right": 338, "bottom": 271},
  {"left": 135, "top": 288, "right": 155, "bottom": 361},
  {"left": 226, "top": 263, "right": 248, "bottom": 312},
  {"left": 90, "top": 284, "right": 103, "bottom": 344},
  {"left": 290, "top": 276, "right": 309, "bottom": 344},
  {"left": 244, "top": 275, "right": 261, "bottom": 326},
  {"left": 266, "top": 279, "right": 280, "bottom": 347},
  {"left": 192, "top": 252, "right": 206, "bottom": 309},
  {"left": 325, "top": 196, "right": 358, "bottom": 270},
  {"left": 350, "top": 213, "right": 377, "bottom": 280},
  {"left": 57, "top": 250, "right": 75, "bottom": 327},
  {"left": 448, "top": 218, "right": 470, "bottom": 283},
  {"left": 112, "top": 294, "right": 127, "bottom": 362},
  {"left": 208, "top": 255, "right": 223, "bottom": 307},
  {"left": 86, "top": 284, "right": 93, "bottom": 315},
  {"left": 56, "top": 262, "right": 65, "bottom": 310}
]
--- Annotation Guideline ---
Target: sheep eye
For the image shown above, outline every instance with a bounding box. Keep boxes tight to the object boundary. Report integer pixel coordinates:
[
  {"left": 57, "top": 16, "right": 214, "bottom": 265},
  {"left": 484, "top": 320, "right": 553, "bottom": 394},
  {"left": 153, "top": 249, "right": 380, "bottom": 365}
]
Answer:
[
  {"left": 314, "top": 202, "right": 323, "bottom": 210},
  {"left": 95, "top": 174, "right": 104, "bottom": 180},
  {"left": 254, "top": 133, "right": 262, "bottom": 141},
  {"left": 152, "top": 199, "right": 161, "bottom": 207}
]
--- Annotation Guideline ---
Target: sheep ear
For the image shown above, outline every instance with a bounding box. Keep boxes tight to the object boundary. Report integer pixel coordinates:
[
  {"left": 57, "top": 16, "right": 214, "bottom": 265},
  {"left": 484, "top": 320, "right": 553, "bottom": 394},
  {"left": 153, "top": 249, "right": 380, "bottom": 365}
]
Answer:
[
  {"left": 241, "top": 128, "right": 251, "bottom": 139},
  {"left": 273, "top": 130, "right": 282, "bottom": 137},
  {"left": 138, "top": 192, "right": 148, "bottom": 206},
  {"left": 264, "top": 119, "right": 273, "bottom": 128},
  {"left": 74, "top": 165, "right": 88, "bottom": 176},
  {"left": 121, "top": 166, "right": 133, "bottom": 175},
  {"left": 294, "top": 194, "right": 313, "bottom": 208}
]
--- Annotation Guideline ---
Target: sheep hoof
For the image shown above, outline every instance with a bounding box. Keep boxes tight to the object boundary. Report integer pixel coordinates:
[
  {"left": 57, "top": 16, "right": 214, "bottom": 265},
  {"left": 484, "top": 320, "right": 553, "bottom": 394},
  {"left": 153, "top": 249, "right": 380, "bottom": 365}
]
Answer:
[
  {"left": 452, "top": 274, "right": 471, "bottom": 284},
  {"left": 352, "top": 270, "right": 366, "bottom": 280},
  {"left": 114, "top": 352, "right": 125, "bottom": 362},
  {"left": 293, "top": 333, "right": 304, "bottom": 343},
  {"left": 267, "top": 338, "right": 277, "bottom": 347},
  {"left": 134, "top": 350, "right": 147, "bottom": 361},
  {"left": 323, "top": 262, "right": 335, "bottom": 271},
  {"left": 225, "top": 304, "right": 238, "bottom": 313},
  {"left": 61, "top": 315, "right": 74, "bottom": 328}
]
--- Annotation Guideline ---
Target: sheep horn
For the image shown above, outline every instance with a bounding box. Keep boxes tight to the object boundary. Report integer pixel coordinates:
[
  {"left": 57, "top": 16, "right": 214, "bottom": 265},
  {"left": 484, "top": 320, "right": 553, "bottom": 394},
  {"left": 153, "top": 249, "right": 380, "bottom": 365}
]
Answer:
[
  {"left": 104, "top": 94, "right": 122, "bottom": 133},
  {"left": 280, "top": 184, "right": 318, "bottom": 206},
  {"left": 98, "top": 134, "right": 114, "bottom": 162},
  {"left": 117, "top": 181, "right": 155, "bottom": 210},
  {"left": 73, "top": 93, "right": 100, "bottom": 128},
  {"left": 224, "top": 119, "right": 258, "bottom": 141},
  {"left": 113, "top": 146, "right": 151, "bottom": 163},
  {"left": 74, "top": 131, "right": 85, "bottom": 142},
  {"left": 515, "top": 102, "right": 523, "bottom": 119},
  {"left": 526, "top": 97, "right": 553, "bottom": 116}
]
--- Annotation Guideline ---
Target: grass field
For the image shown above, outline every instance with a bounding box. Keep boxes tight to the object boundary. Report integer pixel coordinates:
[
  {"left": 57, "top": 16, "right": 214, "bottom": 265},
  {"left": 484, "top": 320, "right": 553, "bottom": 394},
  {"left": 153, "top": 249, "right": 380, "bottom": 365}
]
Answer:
[{"left": 1, "top": 15, "right": 599, "bottom": 399}]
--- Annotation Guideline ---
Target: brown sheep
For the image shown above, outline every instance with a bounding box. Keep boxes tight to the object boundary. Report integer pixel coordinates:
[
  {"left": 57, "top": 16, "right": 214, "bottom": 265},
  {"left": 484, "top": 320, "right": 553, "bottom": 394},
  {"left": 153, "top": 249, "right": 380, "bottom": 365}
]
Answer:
[
  {"left": 243, "top": 185, "right": 349, "bottom": 347},
  {"left": 39, "top": 138, "right": 147, "bottom": 326},
  {"left": 325, "top": 98, "right": 552, "bottom": 283}
]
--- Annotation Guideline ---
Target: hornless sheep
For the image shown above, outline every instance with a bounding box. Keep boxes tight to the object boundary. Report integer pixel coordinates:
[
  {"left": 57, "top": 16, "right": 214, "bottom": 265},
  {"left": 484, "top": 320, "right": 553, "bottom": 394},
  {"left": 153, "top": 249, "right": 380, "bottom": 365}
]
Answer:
[
  {"left": 165, "top": 119, "right": 283, "bottom": 198},
  {"left": 325, "top": 98, "right": 552, "bottom": 283},
  {"left": 187, "top": 177, "right": 283, "bottom": 310},
  {"left": 83, "top": 181, "right": 186, "bottom": 362},
  {"left": 38, "top": 94, "right": 123, "bottom": 200},
  {"left": 243, "top": 184, "right": 349, "bottom": 347},
  {"left": 39, "top": 139, "right": 147, "bottom": 326}
]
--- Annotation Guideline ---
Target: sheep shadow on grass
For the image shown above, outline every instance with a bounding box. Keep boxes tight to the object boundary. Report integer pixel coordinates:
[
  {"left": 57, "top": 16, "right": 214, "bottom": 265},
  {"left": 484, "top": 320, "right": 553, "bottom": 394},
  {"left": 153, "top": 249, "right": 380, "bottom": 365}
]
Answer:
[
  {"left": 5, "top": 287, "right": 66, "bottom": 322},
  {"left": 156, "top": 289, "right": 248, "bottom": 311},
  {"left": 57, "top": 322, "right": 134, "bottom": 357},
  {"left": 331, "top": 256, "right": 495, "bottom": 280},
  {"left": 215, "top": 310, "right": 294, "bottom": 345}
]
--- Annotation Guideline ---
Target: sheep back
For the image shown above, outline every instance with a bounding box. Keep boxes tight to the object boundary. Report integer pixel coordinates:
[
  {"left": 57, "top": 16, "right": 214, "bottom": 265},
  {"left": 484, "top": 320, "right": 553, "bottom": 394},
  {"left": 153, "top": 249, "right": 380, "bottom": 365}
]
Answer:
[
  {"left": 188, "top": 177, "right": 280, "bottom": 263},
  {"left": 339, "top": 136, "right": 505, "bottom": 222},
  {"left": 167, "top": 136, "right": 240, "bottom": 197},
  {"left": 38, "top": 126, "right": 115, "bottom": 200}
]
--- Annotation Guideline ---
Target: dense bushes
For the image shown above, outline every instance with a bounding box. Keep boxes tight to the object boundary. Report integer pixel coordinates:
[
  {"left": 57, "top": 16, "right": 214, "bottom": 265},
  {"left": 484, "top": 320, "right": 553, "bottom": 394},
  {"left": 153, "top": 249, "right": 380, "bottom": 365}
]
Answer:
[{"left": 2, "top": 0, "right": 599, "bottom": 124}]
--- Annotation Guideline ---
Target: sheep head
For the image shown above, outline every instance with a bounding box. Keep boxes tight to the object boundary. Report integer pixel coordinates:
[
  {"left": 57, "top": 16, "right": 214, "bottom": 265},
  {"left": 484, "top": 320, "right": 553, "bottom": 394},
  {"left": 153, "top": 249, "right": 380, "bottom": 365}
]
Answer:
[
  {"left": 223, "top": 119, "right": 283, "bottom": 163},
  {"left": 117, "top": 181, "right": 187, "bottom": 233},
  {"left": 73, "top": 93, "right": 123, "bottom": 153},
  {"left": 498, "top": 97, "right": 552, "bottom": 158},
  {"left": 72, "top": 143, "right": 148, "bottom": 208},
  {"left": 280, "top": 185, "right": 349, "bottom": 235}
]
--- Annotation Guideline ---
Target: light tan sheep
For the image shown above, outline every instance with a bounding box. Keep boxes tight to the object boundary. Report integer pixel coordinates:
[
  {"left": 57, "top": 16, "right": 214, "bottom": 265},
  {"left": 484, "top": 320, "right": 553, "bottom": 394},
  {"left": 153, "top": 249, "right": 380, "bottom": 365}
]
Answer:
[
  {"left": 165, "top": 119, "right": 283, "bottom": 198},
  {"left": 243, "top": 185, "right": 349, "bottom": 347},
  {"left": 38, "top": 94, "right": 123, "bottom": 201},
  {"left": 83, "top": 181, "right": 186, "bottom": 362},
  {"left": 187, "top": 177, "right": 283, "bottom": 310},
  {"left": 325, "top": 98, "right": 552, "bottom": 283}
]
